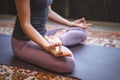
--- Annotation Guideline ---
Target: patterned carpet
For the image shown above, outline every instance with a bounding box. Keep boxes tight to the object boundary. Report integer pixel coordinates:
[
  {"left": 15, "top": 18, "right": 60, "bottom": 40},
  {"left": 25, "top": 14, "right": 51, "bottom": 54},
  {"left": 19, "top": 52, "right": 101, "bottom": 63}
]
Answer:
[
  {"left": 0, "top": 23, "right": 120, "bottom": 48},
  {"left": 0, "top": 64, "right": 79, "bottom": 80},
  {"left": 0, "top": 21, "right": 120, "bottom": 80},
  {"left": 84, "top": 29, "right": 120, "bottom": 48}
]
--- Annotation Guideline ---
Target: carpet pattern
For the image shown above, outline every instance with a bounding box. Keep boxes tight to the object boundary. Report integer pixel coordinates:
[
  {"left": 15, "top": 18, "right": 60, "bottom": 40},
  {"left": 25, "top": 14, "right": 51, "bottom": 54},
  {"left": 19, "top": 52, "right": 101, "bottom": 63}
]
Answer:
[
  {"left": 0, "top": 22, "right": 120, "bottom": 80},
  {"left": 0, "top": 64, "right": 79, "bottom": 80},
  {"left": 0, "top": 26, "right": 120, "bottom": 48},
  {"left": 84, "top": 29, "right": 120, "bottom": 48}
]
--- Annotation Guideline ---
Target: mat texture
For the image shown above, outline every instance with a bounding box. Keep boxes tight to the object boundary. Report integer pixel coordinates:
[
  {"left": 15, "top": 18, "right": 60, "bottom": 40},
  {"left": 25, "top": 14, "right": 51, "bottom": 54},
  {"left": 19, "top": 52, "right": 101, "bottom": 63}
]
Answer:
[{"left": 0, "top": 34, "right": 120, "bottom": 80}]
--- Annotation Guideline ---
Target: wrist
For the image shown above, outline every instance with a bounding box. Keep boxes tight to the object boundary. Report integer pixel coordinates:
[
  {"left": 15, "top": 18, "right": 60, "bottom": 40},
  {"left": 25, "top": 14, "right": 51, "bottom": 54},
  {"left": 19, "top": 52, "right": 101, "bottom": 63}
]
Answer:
[
  {"left": 68, "top": 22, "right": 75, "bottom": 27},
  {"left": 65, "top": 21, "right": 74, "bottom": 27},
  {"left": 43, "top": 44, "right": 51, "bottom": 51}
]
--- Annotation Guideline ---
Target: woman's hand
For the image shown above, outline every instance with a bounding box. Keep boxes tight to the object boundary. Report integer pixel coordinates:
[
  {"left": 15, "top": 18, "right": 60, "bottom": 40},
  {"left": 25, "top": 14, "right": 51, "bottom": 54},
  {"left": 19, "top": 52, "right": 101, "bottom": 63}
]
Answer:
[
  {"left": 70, "top": 18, "right": 92, "bottom": 29},
  {"left": 44, "top": 36, "right": 71, "bottom": 57}
]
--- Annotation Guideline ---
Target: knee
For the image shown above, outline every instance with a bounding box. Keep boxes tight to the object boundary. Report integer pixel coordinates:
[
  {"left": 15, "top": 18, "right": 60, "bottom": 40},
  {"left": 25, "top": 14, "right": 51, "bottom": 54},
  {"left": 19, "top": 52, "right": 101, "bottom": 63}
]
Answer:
[
  {"left": 62, "top": 63, "right": 75, "bottom": 73},
  {"left": 61, "top": 30, "right": 87, "bottom": 46},
  {"left": 73, "top": 30, "right": 87, "bottom": 42},
  {"left": 56, "top": 58, "right": 75, "bottom": 73},
  {"left": 80, "top": 31, "right": 87, "bottom": 41}
]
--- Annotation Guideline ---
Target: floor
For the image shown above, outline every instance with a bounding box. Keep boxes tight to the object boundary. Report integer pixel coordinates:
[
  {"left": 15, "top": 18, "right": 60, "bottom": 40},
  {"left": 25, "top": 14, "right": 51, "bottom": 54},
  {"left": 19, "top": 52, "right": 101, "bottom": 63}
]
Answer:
[
  {"left": 0, "top": 14, "right": 120, "bottom": 32},
  {"left": 0, "top": 34, "right": 120, "bottom": 80},
  {"left": 0, "top": 14, "right": 120, "bottom": 48},
  {"left": 0, "top": 15, "right": 120, "bottom": 80}
]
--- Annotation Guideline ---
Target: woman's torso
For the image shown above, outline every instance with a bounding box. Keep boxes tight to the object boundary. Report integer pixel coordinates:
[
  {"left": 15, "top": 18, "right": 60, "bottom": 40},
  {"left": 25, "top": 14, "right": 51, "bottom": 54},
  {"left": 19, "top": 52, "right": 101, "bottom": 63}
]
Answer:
[{"left": 12, "top": 0, "right": 53, "bottom": 40}]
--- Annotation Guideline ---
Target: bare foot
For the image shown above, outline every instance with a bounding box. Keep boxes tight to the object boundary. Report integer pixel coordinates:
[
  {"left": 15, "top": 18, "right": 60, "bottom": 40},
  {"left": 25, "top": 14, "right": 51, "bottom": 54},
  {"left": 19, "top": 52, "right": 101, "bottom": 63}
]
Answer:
[{"left": 53, "top": 28, "right": 67, "bottom": 37}]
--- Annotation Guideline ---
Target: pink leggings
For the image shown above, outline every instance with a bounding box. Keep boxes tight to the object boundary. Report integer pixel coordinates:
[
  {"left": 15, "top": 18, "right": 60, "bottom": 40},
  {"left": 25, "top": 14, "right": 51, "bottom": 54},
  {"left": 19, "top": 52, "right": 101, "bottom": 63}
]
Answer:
[{"left": 11, "top": 27, "right": 87, "bottom": 73}]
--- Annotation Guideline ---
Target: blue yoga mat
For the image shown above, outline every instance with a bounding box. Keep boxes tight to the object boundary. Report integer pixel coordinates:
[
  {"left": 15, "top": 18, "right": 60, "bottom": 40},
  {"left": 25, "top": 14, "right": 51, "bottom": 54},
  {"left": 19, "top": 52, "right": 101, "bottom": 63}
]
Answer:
[{"left": 0, "top": 34, "right": 120, "bottom": 80}]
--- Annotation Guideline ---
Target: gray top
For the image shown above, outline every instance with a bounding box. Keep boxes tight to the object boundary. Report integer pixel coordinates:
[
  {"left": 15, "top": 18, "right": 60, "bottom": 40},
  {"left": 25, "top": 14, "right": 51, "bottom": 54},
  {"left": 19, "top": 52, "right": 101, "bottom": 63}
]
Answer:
[{"left": 12, "top": 0, "right": 53, "bottom": 40}]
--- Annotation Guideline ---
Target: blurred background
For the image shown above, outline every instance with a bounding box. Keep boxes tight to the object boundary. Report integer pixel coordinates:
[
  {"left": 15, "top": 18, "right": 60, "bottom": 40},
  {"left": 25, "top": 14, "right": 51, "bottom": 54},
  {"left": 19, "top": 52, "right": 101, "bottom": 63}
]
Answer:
[{"left": 0, "top": 0, "right": 120, "bottom": 22}]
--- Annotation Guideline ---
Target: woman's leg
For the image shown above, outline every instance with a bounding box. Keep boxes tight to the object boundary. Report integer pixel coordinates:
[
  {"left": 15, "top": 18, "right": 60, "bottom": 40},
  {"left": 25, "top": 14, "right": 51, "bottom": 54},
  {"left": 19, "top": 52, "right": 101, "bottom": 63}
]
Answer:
[
  {"left": 46, "top": 27, "right": 87, "bottom": 46},
  {"left": 11, "top": 38, "right": 75, "bottom": 73}
]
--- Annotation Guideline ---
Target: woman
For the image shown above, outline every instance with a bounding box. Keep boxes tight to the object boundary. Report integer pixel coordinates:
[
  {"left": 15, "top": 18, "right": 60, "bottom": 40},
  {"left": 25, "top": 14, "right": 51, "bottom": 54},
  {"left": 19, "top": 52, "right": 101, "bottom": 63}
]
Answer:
[{"left": 11, "top": 0, "right": 91, "bottom": 73}]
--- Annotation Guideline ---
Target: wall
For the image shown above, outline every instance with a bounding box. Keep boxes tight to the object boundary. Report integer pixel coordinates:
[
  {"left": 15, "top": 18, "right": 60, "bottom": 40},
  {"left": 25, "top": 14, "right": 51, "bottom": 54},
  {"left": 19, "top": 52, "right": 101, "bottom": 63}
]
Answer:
[
  {"left": 0, "top": 0, "right": 16, "bottom": 14},
  {"left": 69, "top": 0, "right": 120, "bottom": 22},
  {"left": 0, "top": 0, "right": 120, "bottom": 22},
  {"left": 52, "top": 0, "right": 120, "bottom": 22}
]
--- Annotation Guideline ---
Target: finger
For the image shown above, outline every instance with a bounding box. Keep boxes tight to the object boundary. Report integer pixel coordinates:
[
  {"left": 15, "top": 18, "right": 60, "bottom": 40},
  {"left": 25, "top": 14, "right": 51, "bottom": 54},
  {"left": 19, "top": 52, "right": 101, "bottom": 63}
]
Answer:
[
  {"left": 81, "top": 17, "right": 85, "bottom": 21},
  {"left": 58, "top": 44, "right": 62, "bottom": 51},
  {"left": 45, "top": 36, "right": 56, "bottom": 49},
  {"left": 53, "top": 37, "right": 62, "bottom": 50},
  {"left": 44, "top": 36, "right": 53, "bottom": 44},
  {"left": 55, "top": 45, "right": 71, "bottom": 57},
  {"left": 53, "top": 48, "right": 72, "bottom": 57},
  {"left": 46, "top": 36, "right": 59, "bottom": 46},
  {"left": 52, "top": 37, "right": 61, "bottom": 48},
  {"left": 87, "top": 23, "right": 92, "bottom": 26},
  {"left": 51, "top": 37, "right": 62, "bottom": 55},
  {"left": 82, "top": 19, "right": 87, "bottom": 25},
  {"left": 53, "top": 50, "right": 63, "bottom": 57},
  {"left": 74, "top": 18, "right": 83, "bottom": 23},
  {"left": 57, "top": 42, "right": 62, "bottom": 54},
  {"left": 54, "top": 40, "right": 62, "bottom": 53},
  {"left": 56, "top": 52, "right": 71, "bottom": 57},
  {"left": 78, "top": 17, "right": 85, "bottom": 22},
  {"left": 85, "top": 23, "right": 92, "bottom": 28},
  {"left": 62, "top": 52, "right": 72, "bottom": 56},
  {"left": 54, "top": 52, "right": 71, "bottom": 57},
  {"left": 48, "top": 36, "right": 62, "bottom": 53}
]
